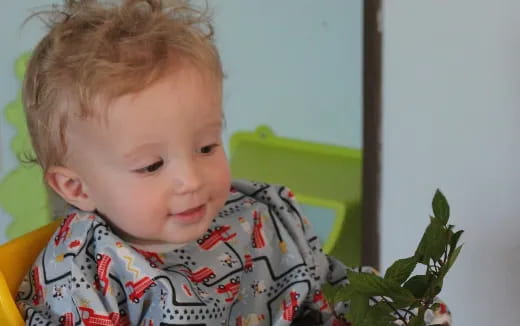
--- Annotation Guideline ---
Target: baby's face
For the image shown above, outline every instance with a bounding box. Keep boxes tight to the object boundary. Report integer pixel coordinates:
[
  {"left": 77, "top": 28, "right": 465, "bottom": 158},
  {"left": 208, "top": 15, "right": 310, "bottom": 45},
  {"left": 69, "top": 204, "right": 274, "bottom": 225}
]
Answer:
[{"left": 64, "top": 64, "right": 231, "bottom": 245}]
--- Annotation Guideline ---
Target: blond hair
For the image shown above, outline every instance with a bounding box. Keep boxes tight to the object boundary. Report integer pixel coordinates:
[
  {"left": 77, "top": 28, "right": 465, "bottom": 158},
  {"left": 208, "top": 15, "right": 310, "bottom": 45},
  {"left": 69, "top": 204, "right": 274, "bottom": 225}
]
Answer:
[{"left": 23, "top": 0, "right": 222, "bottom": 172}]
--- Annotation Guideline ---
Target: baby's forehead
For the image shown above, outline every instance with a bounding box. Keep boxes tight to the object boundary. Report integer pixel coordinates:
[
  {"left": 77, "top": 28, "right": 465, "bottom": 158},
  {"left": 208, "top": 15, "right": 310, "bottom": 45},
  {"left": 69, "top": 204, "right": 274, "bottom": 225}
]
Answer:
[{"left": 66, "top": 82, "right": 222, "bottom": 137}]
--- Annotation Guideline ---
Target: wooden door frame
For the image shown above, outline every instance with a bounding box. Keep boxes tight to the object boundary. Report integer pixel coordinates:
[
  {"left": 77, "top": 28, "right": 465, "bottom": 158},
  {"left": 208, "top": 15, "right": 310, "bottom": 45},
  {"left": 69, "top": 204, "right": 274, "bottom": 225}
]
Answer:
[{"left": 362, "top": 0, "right": 382, "bottom": 268}]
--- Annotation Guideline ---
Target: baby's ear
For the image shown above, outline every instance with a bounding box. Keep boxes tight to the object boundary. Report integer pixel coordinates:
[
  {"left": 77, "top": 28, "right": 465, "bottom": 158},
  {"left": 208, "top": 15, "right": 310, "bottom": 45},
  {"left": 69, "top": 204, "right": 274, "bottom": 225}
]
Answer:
[{"left": 45, "top": 166, "right": 96, "bottom": 212}]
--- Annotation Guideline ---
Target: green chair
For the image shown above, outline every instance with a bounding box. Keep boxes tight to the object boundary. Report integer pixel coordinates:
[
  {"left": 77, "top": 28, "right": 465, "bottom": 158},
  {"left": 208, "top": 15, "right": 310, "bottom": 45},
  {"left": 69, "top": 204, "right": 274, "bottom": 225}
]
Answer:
[{"left": 230, "top": 126, "right": 362, "bottom": 266}]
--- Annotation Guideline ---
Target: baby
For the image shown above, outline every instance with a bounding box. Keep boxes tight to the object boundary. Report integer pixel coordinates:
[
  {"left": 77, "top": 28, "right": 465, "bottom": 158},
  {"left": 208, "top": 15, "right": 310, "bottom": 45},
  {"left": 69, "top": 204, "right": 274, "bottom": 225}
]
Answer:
[{"left": 15, "top": 1, "right": 452, "bottom": 325}]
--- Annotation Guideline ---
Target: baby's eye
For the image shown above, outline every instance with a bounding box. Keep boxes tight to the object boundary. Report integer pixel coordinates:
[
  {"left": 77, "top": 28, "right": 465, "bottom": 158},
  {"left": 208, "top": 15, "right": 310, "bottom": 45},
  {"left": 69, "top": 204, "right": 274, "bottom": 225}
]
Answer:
[
  {"left": 135, "top": 160, "right": 164, "bottom": 174},
  {"left": 198, "top": 144, "right": 219, "bottom": 155}
]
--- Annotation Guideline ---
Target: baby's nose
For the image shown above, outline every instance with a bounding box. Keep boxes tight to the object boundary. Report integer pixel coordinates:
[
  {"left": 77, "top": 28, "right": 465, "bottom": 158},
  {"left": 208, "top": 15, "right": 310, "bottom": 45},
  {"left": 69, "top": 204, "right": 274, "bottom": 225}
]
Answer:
[{"left": 171, "top": 163, "right": 203, "bottom": 195}]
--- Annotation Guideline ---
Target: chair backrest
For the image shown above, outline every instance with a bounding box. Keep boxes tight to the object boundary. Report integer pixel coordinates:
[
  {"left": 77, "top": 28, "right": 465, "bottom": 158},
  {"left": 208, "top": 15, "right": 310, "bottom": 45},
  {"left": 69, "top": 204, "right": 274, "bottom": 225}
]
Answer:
[{"left": 0, "top": 219, "right": 61, "bottom": 326}]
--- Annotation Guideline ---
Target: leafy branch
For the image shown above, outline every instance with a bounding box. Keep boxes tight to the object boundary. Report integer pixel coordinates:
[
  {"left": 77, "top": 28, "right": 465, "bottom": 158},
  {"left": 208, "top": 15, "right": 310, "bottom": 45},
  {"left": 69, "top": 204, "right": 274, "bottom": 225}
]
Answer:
[{"left": 332, "top": 189, "right": 462, "bottom": 326}]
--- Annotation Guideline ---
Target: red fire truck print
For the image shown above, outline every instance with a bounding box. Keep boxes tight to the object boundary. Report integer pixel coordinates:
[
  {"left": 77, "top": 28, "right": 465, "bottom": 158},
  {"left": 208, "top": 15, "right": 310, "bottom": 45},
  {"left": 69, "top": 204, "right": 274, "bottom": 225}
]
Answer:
[
  {"left": 216, "top": 277, "right": 241, "bottom": 303},
  {"left": 182, "top": 284, "right": 193, "bottom": 297},
  {"left": 125, "top": 276, "right": 156, "bottom": 303},
  {"left": 196, "top": 225, "right": 236, "bottom": 250},
  {"left": 119, "top": 310, "right": 131, "bottom": 326},
  {"left": 312, "top": 290, "right": 329, "bottom": 311},
  {"left": 432, "top": 302, "right": 451, "bottom": 324},
  {"left": 94, "top": 254, "right": 112, "bottom": 296},
  {"left": 182, "top": 267, "right": 216, "bottom": 284},
  {"left": 58, "top": 312, "right": 74, "bottom": 326},
  {"left": 31, "top": 266, "right": 44, "bottom": 305},
  {"left": 79, "top": 307, "right": 120, "bottom": 326},
  {"left": 252, "top": 211, "right": 266, "bottom": 249},
  {"left": 68, "top": 240, "right": 81, "bottom": 249},
  {"left": 133, "top": 247, "right": 164, "bottom": 268},
  {"left": 282, "top": 290, "right": 300, "bottom": 321},
  {"left": 287, "top": 190, "right": 295, "bottom": 198},
  {"left": 54, "top": 213, "right": 76, "bottom": 246},
  {"left": 243, "top": 254, "right": 253, "bottom": 272}
]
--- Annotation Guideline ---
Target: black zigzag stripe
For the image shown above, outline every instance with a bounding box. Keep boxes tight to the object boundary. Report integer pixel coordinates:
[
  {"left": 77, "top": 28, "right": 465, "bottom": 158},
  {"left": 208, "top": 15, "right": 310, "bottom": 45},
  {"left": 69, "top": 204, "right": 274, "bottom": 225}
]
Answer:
[
  {"left": 267, "top": 205, "right": 284, "bottom": 242},
  {"left": 41, "top": 222, "right": 99, "bottom": 285},
  {"left": 252, "top": 256, "right": 306, "bottom": 281},
  {"left": 278, "top": 187, "right": 306, "bottom": 234},
  {"left": 207, "top": 255, "right": 307, "bottom": 287},
  {"left": 169, "top": 242, "right": 244, "bottom": 288},
  {"left": 158, "top": 269, "right": 206, "bottom": 303},
  {"left": 41, "top": 245, "right": 71, "bottom": 284},
  {"left": 153, "top": 275, "right": 206, "bottom": 307},
  {"left": 224, "top": 184, "right": 271, "bottom": 205}
]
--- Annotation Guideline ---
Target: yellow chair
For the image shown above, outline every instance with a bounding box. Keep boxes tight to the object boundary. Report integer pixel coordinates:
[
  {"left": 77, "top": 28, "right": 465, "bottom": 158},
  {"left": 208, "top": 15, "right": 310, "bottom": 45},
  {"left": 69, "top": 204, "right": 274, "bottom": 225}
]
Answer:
[{"left": 0, "top": 219, "right": 61, "bottom": 326}]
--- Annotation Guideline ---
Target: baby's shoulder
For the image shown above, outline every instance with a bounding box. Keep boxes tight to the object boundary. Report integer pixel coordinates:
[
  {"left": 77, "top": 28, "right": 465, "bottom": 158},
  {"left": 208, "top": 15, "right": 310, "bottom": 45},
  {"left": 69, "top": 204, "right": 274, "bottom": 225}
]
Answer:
[
  {"left": 36, "top": 209, "right": 109, "bottom": 270},
  {"left": 51, "top": 209, "right": 105, "bottom": 250},
  {"left": 18, "top": 209, "right": 108, "bottom": 299}
]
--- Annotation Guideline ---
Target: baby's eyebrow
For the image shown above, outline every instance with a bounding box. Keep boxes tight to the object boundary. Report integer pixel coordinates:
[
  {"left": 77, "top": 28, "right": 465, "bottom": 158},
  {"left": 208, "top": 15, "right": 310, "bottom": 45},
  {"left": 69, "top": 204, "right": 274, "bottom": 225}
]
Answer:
[
  {"left": 123, "top": 142, "right": 161, "bottom": 160},
  {"left": 199, "top": 120, "right": 223, "bottom": 132}
]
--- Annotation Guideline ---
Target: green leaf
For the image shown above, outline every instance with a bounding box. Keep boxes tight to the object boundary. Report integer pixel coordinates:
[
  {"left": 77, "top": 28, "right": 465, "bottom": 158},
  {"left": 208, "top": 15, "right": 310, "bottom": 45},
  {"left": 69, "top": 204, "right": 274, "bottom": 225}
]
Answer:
[
  {"left": 347, "top": 271, "right": 415, "bottom": 306},
  {"left": 432, "top": 189, "right": 450, "bottom": 224},
  {"left": 384, "top": 256, "right": 417, "bottom": 285},
  {"left": 447, "top": 245, "right": 463, "bottom": 270},
  {"left": 361, "top": 302, "right": 396, "bottom": 326},
  {"left": 431, "top": 228, "right": 450, "bottom": 262},
  {"left": 346, "top": 292, "right": 370, "bottom": 324},
  {"left": 403, "top": 275, "right": 429, "bottom": 299},
  {"left": 334, "top": 284, "right": 356, "bottom": 303},
  {"left": 337, "top": 190, "right": 462, "bottom": 325},
  {"left": 409, "top": 315, "right": 426, "bottom": 326},
  {"left": 426, "top": 278, "right": 443, "bottom": 298},
  {"left": 449, "top": 230, "right": 464, "bottom": 254},
  {"left": 415, "top": 220, "right": 449, "bottom": 264},
  {"left": 439, "top": 244, "right": 463, "bottom": 278}
]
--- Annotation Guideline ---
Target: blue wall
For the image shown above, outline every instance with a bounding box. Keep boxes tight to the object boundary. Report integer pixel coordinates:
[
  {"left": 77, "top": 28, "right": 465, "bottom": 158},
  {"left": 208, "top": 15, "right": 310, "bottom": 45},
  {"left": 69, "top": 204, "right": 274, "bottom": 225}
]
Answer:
[
  {"left": 211, "top": 1, "right": 362, "bottom": 149},
  {"left": 0, "top": 2, "right": 363, "bottom": 241},
  {"left": 0, "top": 1, "right": 47, "bottom": 243}
]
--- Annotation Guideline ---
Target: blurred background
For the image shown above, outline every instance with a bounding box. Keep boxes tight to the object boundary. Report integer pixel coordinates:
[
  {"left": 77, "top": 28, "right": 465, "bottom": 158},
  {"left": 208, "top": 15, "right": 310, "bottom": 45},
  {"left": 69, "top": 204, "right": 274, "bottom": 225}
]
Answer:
[{"left": 1, "top": 1, "right": 519, "bottom": 325}]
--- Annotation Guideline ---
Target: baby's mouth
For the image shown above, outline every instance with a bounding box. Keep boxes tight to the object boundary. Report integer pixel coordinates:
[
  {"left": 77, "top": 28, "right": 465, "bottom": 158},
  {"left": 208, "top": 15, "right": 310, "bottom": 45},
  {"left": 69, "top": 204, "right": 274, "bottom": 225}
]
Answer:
[{"left": 171, "top": 204, "right": 207, "bottom": 222}]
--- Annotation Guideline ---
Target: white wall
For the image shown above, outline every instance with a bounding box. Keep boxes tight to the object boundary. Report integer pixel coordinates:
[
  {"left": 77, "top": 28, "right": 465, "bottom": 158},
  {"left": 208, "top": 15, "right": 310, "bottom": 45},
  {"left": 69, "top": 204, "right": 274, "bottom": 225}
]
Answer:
[{"left": 381, "top": 1, "right": 520, "bottom": 324}]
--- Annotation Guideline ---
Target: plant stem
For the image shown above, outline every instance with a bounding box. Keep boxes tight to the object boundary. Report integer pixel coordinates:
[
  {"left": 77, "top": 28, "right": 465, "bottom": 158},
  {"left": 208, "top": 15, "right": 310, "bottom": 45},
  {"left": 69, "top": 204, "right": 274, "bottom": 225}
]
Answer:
[
  {"left": 381, "top": 296, "right": 408, "bottom": 326},
  {"left": 402, "top": 306, "right": 417, "bottom": 321}
]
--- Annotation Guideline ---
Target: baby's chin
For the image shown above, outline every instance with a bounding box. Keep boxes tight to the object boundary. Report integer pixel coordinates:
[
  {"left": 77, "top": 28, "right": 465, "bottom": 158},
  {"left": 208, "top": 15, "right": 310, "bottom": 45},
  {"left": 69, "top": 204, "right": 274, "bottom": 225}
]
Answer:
[{"left": 162, "top": 212, "right": 216, "bottom": 244}]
